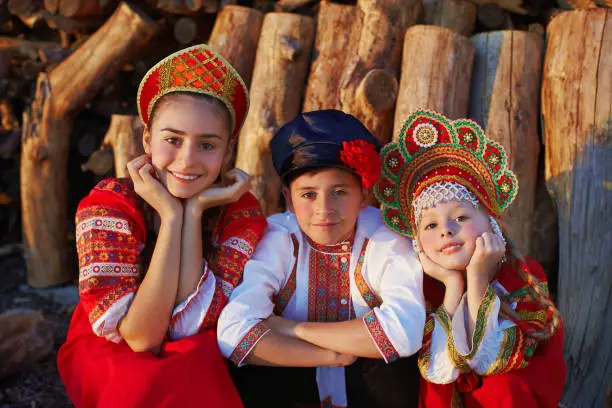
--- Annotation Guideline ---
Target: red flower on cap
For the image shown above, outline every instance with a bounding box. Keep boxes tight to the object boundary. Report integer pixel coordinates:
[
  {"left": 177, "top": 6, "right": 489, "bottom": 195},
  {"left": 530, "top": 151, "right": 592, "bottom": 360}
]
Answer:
[{"left": 339, "top": 140, "right": 382, "bottom": 188}]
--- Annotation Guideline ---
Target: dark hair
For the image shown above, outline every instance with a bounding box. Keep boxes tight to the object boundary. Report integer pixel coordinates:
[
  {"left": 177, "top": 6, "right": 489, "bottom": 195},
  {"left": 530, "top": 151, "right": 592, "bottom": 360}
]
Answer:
[
  {"left": 284, "top": 166, "right": 362, "bottom": 188},
  {"left": 149, "top": 91, "right": 232, "bottom": 135}
]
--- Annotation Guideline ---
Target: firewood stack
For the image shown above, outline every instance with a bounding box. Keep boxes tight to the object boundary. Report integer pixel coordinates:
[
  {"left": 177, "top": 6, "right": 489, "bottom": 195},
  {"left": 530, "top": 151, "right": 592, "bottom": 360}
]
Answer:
[{"left": 0, "top": 1, "right": 610, "bottom": 404}]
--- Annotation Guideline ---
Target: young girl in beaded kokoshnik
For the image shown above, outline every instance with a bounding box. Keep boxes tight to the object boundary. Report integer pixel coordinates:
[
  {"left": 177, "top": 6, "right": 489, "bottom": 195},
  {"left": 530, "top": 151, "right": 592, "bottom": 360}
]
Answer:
[
  {"left": 57, "top": 44, "right": 266, "bottom": 408},
  {"left": 375, "top": 110, "right": 566, "bottom": 407},
  {"left": 218, "top": 110, "right": 425, "bottom": 408}
]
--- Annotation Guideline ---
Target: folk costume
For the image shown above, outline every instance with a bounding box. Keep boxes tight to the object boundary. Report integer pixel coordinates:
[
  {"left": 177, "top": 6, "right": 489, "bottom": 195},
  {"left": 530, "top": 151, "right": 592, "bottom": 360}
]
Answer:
[
  {"left": 57, "top": 44, "right": 266, "bottom": 408},
  {"left": 375, "top": 110, "right": 566, "bottom": 407},
  {"left": 217, "top": 110, "right": 426, "bottom": 408}
]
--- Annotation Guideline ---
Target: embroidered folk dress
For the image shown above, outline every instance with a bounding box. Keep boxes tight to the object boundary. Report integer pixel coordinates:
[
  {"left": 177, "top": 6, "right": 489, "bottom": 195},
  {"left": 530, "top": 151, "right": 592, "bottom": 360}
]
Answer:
[
  {"left": 57, "top": 178, "right": 266, "bottom": 408},
  {"left": 217, "top": 206, "right": 426, "bottom": 407},
  {"left": 418, "top": 257, "right": 566, "bottom": 408}
]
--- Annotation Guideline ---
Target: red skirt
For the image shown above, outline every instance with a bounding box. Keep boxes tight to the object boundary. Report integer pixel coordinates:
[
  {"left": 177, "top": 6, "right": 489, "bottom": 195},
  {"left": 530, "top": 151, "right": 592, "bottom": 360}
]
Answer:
[{"left": 57, "top": 303, "right": 244, "bottom": 408}]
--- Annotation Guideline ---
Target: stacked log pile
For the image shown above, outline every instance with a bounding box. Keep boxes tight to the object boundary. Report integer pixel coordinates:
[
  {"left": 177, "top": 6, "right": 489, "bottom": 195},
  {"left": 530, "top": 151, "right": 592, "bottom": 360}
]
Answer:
[{"left": 0, "top": 1, "right": 610, "bottom": 405}]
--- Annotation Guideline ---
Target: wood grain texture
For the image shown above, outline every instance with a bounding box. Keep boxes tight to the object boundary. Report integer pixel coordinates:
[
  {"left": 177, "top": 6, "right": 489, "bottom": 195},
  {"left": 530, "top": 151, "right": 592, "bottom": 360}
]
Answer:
[
  {"left": 422, "top": 0, "right": 477, "bottom": 37},
  {"left": 234, "top": 12, "right": 314, "bottom": 215},
  {"left": 337, "top": 0, "right": 421, "bottom": 145},
  {"left": 302, "top": 2, "right": 356, "bottom": 112},
  {"left": 20, "top": 3, "right": 157, "bottom": 287},
  {"left": 541, "top": 9, "right": 612, "bottom": 408},
  {"left": 394, "top": 25, "right": 474, "bottom": 140},
  {"left": 469, "top": 31, "right": 543, "bottom": 256},
  {"left": 208, "top": 5, "right": 263, "bottom": 87}
]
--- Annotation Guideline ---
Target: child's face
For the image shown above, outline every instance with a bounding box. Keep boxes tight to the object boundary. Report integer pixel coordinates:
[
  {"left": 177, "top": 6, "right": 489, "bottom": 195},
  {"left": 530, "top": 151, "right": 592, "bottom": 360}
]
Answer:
[
  {"left": 284, "top": 168, "right": 366, "bottom": 246},
  {"left": 417, "top": 200, "right": 492, "bottom": 270},
  {"left": 143, "top": 94, "right": 231, "bottom": 199}
]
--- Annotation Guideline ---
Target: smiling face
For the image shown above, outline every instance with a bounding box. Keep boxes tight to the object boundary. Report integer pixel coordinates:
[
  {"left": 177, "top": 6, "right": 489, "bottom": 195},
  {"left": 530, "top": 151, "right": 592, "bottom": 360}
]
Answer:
[
  {"left": 143, "top": 93, "right": 231, "bottom": 199},
  {"left": 416, "top": 200, "right": 493, "bottom": 270},
  {"left": 284, "top": 168, "right": 367, "bottom": 246}
]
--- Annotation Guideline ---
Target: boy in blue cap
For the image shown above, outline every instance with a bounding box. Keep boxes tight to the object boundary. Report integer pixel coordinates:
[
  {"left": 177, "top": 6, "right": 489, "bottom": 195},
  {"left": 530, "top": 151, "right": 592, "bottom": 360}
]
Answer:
[{"left": 218, "top": 110, "right": 425, "bottom": 407}]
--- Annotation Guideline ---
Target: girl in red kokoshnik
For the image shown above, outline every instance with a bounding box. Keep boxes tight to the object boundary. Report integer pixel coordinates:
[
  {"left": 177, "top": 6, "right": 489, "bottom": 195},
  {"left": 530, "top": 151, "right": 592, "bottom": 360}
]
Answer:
[
  {"left": 375, "top": 110, "right": 566, "bottom": 407},
  {"left": 57, "top": 44, "right": 266, "bottom": 408}
]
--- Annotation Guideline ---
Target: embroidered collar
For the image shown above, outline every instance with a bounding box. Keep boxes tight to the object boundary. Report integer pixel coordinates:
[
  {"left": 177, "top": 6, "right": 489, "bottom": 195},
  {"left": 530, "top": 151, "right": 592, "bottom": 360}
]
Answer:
[{"left": 304, "top": 230, "right": 355, "bottom": 254}]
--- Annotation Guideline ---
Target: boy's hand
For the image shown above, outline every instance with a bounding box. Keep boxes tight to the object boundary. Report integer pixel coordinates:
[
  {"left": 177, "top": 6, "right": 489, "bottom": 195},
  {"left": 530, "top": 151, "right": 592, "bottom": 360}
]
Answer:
[
  {"left": 417, "top": 246, "right": 463, "bottom": 288},
  {"left": 186, "top": 168, "right": 252, "bottom": 216},
  {"left": 127, "top": 155, "right": 182, "bottom": 220},
  {"left": 466, "top": 232, "right": 505, "bottom": 284}
]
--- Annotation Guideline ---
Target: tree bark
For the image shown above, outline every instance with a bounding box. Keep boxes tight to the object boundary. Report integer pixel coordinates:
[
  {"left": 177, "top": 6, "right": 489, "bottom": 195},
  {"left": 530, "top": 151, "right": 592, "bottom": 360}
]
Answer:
[
  {"left": 45, "top": 0, "right": 118, "bottom": 17},
  {"left": 542, "top": 9, "right": 612, "bottom": 408},
  {"left": 234, "top": 12, "right": 314, "bottom": 215},
  {"left": 469, "top": 31, "right": 543, "bottom": 256},
  {"left": 422, "top": 0, "right": 477, "bottom": 37},
  {"left": 82, "top": 114, "right": 144, "bottom": 177},
  {"left": 302, "top": 2, "right": 356, "bottom": 112},
  {"left": 394, "top": 25, "right": 474, "bottom": 141},
  {"left": 20, "top": 2, "right": 158, "bottom": 287},
  {"left": 208, "top": 5, "right": 263, "bottom": 88},
  {"left": 337, "top": 0, "right": 421, "bottom": 145}
]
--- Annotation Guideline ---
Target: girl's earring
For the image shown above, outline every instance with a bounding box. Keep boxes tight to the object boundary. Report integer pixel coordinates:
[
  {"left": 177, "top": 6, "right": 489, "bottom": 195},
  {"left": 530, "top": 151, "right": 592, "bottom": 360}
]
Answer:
[{"left": 412, "top": 239, "right": 421, "bottom": 253}]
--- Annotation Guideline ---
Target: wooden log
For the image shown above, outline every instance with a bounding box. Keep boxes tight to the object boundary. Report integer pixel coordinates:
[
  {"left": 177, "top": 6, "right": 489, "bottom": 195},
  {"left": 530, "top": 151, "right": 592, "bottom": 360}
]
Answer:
[
  {"left": 234, "top": 12, "right": 314, "bottom": 215},
  {"left": 83, "top": 114, "right": 143, "bottom": 177},
  {"left": 7, "top": 0, "right": 45, "bottom": 27},
  {"left": 556, "top": 0, "right": 599, "bottom": 10},
  {"left": 208, "top": 5, "right": 263, "bottom": 87},
  {"left": 45, "top": 0, "right": 118, "bottom": 17},
  {"left": 422, "top": 0, "right": 477, "bottom": 37},
  {"left": 0, "top": 309, "right": 53, "bottom": 382},
  {"left": 20, "top": 2, "right": 157, "bottom": 288},
  {"left": 154, "top": 0, "right": 219, "bottom": 14},
  {"left": 302, "top": 2, "right": 356, "bottom": 112},
  {"left": 394, "top": 25, "right": 474, "bottom": 141},
  {"left": 468, "top": 31, "right": 543, "bottom": 256},
  {"left": 338, "top": 0, "right": 421, "bottom": 145},
  {"left": 541, "top": 9, "right": 612, "bottom": 408}
]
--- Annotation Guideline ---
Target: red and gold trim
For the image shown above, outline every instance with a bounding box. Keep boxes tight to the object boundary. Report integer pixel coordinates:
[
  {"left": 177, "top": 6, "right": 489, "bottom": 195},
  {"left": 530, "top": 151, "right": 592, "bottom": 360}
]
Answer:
[
  {"left": 363, "top": 310, "right": 400, "bottom": 363},
  {"left": 137, "top": 44, "right": 249, "bottom": 140},
  {"left": 229, "top": 321, "right": 270, "bottom": 366},
  {"left": 375, "top": 110, "right": 518, "bottom": 238}
]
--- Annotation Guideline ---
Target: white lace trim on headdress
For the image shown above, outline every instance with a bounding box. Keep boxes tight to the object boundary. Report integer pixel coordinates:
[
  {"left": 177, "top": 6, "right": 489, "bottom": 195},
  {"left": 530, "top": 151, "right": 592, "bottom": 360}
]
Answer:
[{"left": 411, "top": 181, "right": 506, "bottom": 252}]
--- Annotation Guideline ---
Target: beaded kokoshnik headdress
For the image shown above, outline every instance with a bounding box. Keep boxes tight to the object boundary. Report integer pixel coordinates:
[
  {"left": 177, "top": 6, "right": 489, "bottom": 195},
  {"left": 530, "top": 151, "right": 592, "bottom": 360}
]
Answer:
[
  {"left": 375, "top": 110, "right": 518, "bottom": 242},
  {"left": 137, "top": 44, "right": 249, "bottom": 140}
]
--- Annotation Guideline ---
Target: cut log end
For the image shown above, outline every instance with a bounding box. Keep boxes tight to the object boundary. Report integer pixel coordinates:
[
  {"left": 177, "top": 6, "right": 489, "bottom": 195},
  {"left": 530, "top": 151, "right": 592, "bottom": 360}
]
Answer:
[{"left": 358, "top": 69, "right": 398, "bottom": 112}]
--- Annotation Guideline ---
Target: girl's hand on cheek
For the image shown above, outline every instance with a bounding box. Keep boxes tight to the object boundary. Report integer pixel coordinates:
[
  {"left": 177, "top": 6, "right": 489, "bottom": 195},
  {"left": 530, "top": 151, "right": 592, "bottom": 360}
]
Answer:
[
  {"left": 187, "top": 168, "right": 252, "bottom": 215},
  {"left": 465, "top": 232, "right": 505, "bottom": 284},
  {"left": 417, "top": 246, "right": 463, "bottom": 288},
  {"left": 127, "top": 155, "right": 182, "bottom": 219}
]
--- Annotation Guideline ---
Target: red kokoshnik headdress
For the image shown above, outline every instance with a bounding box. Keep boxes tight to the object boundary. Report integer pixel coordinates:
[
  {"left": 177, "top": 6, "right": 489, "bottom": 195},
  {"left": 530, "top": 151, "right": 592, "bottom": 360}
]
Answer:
[
  {"left": 375, "top": 110, "right": 518, "bottom": 238},
  {"left": 137, "top": 44, "right": 249, "bottom": 140}
]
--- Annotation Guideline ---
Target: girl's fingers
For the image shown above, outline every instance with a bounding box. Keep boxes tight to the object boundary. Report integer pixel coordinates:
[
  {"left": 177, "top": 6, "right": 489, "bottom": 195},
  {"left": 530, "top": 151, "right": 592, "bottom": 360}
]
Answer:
[{"left": 138, "top": 163, "right": 157, "bottom": 183}]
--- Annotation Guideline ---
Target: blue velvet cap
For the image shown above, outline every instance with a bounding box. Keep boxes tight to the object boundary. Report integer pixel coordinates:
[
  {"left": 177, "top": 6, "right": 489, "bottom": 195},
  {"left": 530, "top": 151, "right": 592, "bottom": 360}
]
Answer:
[{"left": 270, "top": 110, "right": 382, "bottom": 183}]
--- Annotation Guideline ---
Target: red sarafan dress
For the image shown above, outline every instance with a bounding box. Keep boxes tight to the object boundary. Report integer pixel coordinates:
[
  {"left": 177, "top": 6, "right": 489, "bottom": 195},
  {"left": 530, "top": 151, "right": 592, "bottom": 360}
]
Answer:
[
  {"left": 418, "top": 257, "right": 566, "bottom": 408},
  {"left": 57, "top": 178, "right": 266, "bottom": 408}
]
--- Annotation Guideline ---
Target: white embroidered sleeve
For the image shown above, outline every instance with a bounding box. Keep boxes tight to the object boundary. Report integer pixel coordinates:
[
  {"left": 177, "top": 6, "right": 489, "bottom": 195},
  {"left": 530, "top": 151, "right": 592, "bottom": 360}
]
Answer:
[
  {"left": 364, "top": 233, "right": 426, "bottom": 362},
  {"left": 418, "top": 308, "right": 461, "bottom": 384},
  {"left": 450, "top": 285, "right": 518, "bottom": 375},
  {"left": 167, "top": 261, "right": 218, "bottom": 340},
  {"left": 217, "top": 224, "right": 292, "bottom": 367}
]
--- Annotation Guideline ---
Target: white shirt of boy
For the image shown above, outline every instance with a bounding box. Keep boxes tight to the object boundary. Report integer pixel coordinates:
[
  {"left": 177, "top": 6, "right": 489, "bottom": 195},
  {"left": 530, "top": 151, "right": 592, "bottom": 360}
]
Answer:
[{"left": 217, "top": 206, "right": 426, "bottom": 406}]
